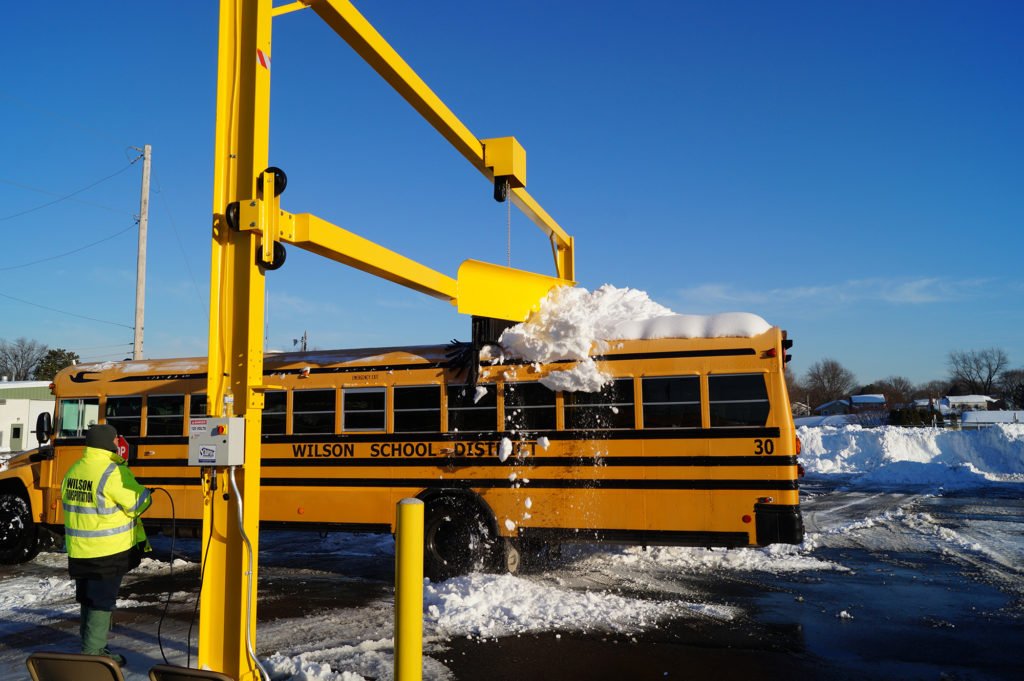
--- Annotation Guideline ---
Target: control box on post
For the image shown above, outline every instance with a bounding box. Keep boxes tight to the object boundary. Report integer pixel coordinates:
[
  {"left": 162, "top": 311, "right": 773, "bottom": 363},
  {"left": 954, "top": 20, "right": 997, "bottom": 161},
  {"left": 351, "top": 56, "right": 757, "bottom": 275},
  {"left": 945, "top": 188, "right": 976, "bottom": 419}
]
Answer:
[{"left": 188, "top": 416, "right": 246, "bottom": 466}]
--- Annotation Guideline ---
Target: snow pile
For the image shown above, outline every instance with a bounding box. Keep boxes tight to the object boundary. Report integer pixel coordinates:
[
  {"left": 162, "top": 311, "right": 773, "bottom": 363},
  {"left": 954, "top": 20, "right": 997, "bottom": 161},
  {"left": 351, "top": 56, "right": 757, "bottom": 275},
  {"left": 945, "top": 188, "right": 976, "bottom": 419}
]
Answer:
[
  {"left": 576, "top": 542, "right": 844, "bottom": 576},
  {"left": 424, "top": 572, "right": 734, "bottom": 639},
  {"left": 798, "top": 423, "right": 1024, "bottom": 486},
  {"left": 265, "top": 646, "right": 382, "bottom": 681},
  {"left": 498, "top": 285, "right": 770, "bottom": 392}
]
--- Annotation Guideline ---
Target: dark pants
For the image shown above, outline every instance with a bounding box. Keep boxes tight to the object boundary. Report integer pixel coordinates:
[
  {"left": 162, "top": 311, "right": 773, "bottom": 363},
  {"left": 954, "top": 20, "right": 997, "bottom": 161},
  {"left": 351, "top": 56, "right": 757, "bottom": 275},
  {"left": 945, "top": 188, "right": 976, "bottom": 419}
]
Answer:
[{"left": 75, "top": 575, "right": 124, "bottom": 611}]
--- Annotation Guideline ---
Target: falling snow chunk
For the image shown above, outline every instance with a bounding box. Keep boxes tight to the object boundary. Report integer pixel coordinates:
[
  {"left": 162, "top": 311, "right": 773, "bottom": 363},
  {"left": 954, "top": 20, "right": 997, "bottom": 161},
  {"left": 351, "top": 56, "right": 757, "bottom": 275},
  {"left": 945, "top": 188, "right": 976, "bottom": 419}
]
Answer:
[
  {"left": 525, "top": 497, "right": 533, "bottom": 509},
  {"left": 473, "top": 385, "right": 489, "bottom": 404},
  {"left": 505, "top": 519, "right": 517, "bottom": 531},
  {"left": 537, "top": 436, "right": 550, "bottom": 450},
  {"left": 508, "top": 472, "right": 517, "bottom": 482},
  {"left": 498, "top": 438, "right": 513, "bottom": 462}
]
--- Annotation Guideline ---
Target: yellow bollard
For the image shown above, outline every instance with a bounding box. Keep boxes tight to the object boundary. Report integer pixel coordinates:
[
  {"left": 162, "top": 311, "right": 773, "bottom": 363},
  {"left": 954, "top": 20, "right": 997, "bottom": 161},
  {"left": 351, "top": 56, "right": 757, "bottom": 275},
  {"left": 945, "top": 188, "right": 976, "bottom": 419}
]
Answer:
[{"left": 394, "top": 498, "right": 424, "bottom": 681}]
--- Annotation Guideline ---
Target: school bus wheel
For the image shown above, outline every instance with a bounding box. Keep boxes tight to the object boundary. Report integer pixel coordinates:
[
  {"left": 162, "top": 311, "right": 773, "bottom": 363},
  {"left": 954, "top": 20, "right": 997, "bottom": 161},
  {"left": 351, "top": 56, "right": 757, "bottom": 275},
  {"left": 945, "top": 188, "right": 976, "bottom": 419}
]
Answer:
[
  {"left": 0, "top": 491, "right": 40, "bottom": 565},
  {"left": 422, "top": 494, "right": 496, "bottom": 581}
]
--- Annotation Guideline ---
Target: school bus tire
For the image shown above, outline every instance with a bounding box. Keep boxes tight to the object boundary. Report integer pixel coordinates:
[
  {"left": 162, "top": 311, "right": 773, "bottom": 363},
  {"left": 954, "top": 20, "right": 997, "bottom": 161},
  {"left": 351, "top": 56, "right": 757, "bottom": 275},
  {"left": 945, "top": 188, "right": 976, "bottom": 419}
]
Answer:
[
  {"left": 422, "top": 494, "right": 496, "bottom": 581},
  {"left": 0, "top": 491, "right": 40, "bottom": 565},
  {"left": 501, "top": 538, "right": 522, "bottom": 575}
]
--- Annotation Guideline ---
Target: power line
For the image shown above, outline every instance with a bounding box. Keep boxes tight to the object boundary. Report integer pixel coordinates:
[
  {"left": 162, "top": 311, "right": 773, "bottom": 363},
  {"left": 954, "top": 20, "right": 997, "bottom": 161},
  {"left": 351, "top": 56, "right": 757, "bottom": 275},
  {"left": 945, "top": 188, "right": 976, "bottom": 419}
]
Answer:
[
  {"left": 0, "top": 159, "right": 139, "bottom": 222},
  {"left": 152, "top": 172, "right": 205, "bottom": 306},
  {"left": 0, "top": 222, "right": 136, "bottom": 271},
  {"left": 0, "top": 177, "right": 130, "bottom": 216},
  {"left": 0, "top": 91, "right": 131, "bottom": 148},
  {"left": 0, "top": 290, "right": 134, "bottom": 329}
]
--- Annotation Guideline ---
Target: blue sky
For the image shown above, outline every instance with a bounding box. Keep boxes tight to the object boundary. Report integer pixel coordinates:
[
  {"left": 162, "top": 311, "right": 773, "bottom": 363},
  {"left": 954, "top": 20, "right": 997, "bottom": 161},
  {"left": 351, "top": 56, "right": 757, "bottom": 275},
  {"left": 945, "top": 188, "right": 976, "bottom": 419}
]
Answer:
[{"left": 2, "top": 1, "right": 1021, "bottom": 386}]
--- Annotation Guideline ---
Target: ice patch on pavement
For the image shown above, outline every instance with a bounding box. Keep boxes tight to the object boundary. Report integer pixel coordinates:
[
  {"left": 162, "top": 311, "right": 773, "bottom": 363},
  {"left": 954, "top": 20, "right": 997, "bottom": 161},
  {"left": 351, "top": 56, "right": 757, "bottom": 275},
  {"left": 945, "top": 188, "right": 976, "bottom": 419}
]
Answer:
[{"left": 424, "top": 572, "right": 736, "bottom": 640}]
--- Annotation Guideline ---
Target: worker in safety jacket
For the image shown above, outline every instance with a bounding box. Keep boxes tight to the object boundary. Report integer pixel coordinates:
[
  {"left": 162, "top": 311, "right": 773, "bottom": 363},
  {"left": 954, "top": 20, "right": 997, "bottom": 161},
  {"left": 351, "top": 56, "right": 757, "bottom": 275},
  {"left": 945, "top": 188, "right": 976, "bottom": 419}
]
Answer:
[{"left": 61, "top": 423, "right": 152, "bottom": 665}]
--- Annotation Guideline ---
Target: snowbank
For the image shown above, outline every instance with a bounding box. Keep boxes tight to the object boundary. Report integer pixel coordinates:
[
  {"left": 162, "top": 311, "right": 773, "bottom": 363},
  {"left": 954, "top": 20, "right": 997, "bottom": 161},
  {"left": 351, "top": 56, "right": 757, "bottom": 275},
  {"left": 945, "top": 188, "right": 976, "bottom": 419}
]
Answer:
[
  {"left": 497, "top": 285, "right": 770, "bottom": 392},
  {"left": 798, "top": 423, "right": 1024, "bottom": 487}
]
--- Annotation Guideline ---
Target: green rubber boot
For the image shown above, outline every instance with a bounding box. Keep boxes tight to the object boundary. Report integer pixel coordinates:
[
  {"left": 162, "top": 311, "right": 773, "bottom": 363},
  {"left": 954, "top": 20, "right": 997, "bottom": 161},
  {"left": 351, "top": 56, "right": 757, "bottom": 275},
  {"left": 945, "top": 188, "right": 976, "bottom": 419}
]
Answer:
[
  {"left": 80, "top": 607, "right": 110, "bottom": 655},
  {"left": 81, "top": 608, "right": 126, "bottom": 665}
]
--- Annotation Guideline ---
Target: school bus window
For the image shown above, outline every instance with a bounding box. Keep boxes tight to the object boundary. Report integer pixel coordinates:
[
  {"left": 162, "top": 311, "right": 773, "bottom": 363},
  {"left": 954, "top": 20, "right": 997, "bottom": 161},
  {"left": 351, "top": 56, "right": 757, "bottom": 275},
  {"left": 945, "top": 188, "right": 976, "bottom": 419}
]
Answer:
[
  {"left": 447, "top": 384, "right": 497, "bottom": 432},
  {"left": 263, "top": 391, "right": 287, "bottom": 435},
  {"left": 344, "top": 388, "right": 385, "bottom": 431},
  {"left": 147, "top": 395, "right": 185, "bottom": 436},
  {"left": 394, "top": 386, "right": 441, "bottom": 433},
  {"left": 504, "top": 382, "right": 556, "bottom": 432},
  {"left": 708, "top": 374, "right": 770, "bottom": 427},
  {"left": 642, "top": 376, "right": 701, "bottom": 428},
  {"left": 564, "top": 378, "right": 635, "bottom": 430},
  {"left": 106, "top": 396, "right": 142, "bottom": 436},
  {"left": 59, "top": 398, "right": 99, "bottom": 438},
  {"left": 293, "top": 389, "right": 336, "bottom": 434},
  {"left": 189, "top": 394, "right": 207, "bottom": 416}
]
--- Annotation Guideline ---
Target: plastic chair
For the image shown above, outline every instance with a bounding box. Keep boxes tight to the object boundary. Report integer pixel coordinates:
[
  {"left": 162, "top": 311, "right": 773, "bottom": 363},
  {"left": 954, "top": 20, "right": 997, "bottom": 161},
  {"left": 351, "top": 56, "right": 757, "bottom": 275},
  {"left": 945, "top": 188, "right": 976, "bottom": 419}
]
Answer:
[
  {"left": 25, "top": 652, "right": 125, "bottom": 681},
  {"left": 148, "top": 664, "right": 236, "bottom": 680}
]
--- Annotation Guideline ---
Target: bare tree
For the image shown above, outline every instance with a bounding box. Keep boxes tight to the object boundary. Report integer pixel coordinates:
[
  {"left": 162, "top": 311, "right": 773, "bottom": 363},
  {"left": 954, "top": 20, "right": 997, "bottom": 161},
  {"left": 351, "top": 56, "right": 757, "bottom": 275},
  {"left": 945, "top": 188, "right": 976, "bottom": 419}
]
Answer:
[
  {"left": 914, "top": 379, "right": 951, "bottom": 400},
  {"left": 999, "top": 368, "right": 1024, "bottom": 409},
  {"left": 804, "top": 358, "right": 857, "bottom": 409},
  {"left": 947, "top": 348, "right": 1009, "bottom": 395},
  {"left": 873, "top": 376, "right": 915, "bottom": 407},
  {"left": 0, "top": 337, "right": 49, "bottom": 381}
]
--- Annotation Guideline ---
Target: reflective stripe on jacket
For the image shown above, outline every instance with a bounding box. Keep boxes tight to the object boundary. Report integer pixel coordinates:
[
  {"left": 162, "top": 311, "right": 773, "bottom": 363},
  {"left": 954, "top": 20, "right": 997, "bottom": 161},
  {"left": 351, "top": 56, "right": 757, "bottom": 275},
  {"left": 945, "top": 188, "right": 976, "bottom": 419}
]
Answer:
[{"left": 61, "top": 446, "right": 152, "bottom": 560}]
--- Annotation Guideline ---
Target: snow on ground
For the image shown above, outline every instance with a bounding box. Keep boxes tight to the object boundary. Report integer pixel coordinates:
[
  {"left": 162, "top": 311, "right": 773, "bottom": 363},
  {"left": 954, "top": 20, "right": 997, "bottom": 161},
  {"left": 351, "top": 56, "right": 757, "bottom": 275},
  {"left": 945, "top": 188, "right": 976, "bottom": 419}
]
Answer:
[{"left": 799, "top": 423, "right": 1024, "bottom": 486}]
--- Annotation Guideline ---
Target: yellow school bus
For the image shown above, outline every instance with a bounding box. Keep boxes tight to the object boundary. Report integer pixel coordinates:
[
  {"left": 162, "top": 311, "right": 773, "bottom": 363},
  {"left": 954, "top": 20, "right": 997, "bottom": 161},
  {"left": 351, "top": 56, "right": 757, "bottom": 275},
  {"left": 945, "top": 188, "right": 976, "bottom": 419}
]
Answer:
[{"left": 0, "top": 327, "right": 803, "bottom": 579}]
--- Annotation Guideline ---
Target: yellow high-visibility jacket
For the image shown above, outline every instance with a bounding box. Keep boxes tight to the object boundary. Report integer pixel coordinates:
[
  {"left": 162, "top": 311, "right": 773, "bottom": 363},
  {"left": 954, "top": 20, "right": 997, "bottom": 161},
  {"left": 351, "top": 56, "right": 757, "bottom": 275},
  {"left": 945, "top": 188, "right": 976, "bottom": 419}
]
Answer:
[{"left": 61, "top": 446, "right": 152, "bottom": 560}]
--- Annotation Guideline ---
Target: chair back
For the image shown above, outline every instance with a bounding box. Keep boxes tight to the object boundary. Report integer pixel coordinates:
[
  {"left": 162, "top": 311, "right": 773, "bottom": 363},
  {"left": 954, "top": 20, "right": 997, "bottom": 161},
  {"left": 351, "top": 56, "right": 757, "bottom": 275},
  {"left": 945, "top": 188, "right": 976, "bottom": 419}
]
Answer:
[{"left": 25, "top": 652, "right": 125, "bottom": 681}]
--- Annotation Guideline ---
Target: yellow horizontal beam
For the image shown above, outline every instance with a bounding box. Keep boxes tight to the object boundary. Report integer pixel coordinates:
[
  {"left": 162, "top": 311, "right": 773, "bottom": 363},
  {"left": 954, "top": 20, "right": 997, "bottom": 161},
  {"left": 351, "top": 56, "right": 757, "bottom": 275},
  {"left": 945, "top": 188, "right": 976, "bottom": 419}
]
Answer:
[{"left": 287, "top": 212, "right": 458, "bottom": 302}]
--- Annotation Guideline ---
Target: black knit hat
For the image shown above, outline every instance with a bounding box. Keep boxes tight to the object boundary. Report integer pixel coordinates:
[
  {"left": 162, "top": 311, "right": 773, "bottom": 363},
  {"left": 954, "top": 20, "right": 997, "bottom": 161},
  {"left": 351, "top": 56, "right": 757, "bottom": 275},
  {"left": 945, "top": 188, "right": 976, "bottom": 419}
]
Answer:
[{"left": 85, "top": 424, "right": 118, "bottom": 453}]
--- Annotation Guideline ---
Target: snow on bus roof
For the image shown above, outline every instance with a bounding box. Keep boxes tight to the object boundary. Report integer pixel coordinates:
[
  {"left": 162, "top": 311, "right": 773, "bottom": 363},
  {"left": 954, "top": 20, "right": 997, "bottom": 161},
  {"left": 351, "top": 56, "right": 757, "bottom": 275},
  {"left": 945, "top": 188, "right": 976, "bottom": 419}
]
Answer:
[{"left": 498, "top": 285, "right": 771, "bottom": 392}]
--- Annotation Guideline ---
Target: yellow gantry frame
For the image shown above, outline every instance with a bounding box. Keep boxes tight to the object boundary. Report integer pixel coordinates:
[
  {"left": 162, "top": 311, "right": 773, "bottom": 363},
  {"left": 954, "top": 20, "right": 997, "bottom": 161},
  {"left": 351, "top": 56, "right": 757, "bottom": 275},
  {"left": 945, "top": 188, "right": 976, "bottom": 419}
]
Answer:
[{"left": 203, "top": 1, "right": 575, "bottom": 678}]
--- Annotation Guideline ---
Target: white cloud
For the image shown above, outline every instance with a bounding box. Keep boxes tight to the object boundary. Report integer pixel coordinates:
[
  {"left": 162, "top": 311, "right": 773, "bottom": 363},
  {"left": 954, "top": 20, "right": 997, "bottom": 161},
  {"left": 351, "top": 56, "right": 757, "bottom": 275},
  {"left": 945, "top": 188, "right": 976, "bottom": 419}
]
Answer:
[{"left": 675, "top": 276, "right": 994, "bottom": 311}]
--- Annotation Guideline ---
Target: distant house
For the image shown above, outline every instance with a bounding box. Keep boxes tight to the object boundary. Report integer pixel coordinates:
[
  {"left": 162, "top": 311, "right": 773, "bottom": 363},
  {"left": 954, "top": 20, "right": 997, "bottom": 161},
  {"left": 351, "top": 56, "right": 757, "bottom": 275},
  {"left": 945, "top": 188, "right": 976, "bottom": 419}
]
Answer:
[
  {"left": 815, "top": 399, "right": 850, "bottom": 416},
  {"left": 850, "top": 394, "right": 887, "bottom": 413},
  {"left": 942, "top": 395, "right": 996, "bottom": 413},
  {"left": 814, "top": 394, "right": 888, "bottom": 417},
  {"left": 0, "top": 380, "right": 53, "bottom": 453},
  {"left": 961, "top": 411, "right": 1024, "bottom": 429},
  {"left": 791, "top": 401, "right": 812, "bottom": 417}
]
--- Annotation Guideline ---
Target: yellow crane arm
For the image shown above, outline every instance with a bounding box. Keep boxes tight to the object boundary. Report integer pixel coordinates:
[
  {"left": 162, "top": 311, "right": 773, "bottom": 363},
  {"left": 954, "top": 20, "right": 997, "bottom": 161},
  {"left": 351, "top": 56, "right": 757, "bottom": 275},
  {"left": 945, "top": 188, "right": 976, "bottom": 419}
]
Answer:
[{"left": 303, "top": 0, "right": 574, "bottom": 281}]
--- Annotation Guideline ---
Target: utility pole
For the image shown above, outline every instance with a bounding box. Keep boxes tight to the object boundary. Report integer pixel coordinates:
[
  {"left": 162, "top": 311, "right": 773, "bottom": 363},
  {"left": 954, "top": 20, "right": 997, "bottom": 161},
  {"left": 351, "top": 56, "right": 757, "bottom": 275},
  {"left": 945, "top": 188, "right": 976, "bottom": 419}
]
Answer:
[
  {"left": 133, "top": 144, "right": 152, "bottom": 360},
  {"left": 294, "top": 330, "right": 308, "bottom": 351}
]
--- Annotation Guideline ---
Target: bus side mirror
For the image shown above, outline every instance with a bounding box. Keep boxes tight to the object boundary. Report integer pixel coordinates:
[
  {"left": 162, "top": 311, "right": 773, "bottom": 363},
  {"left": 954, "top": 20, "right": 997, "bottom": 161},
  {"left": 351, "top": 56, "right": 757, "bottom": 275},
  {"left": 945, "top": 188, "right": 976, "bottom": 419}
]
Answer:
[{"left": 35, "top": 412, "right": 53, "bottom": 445}]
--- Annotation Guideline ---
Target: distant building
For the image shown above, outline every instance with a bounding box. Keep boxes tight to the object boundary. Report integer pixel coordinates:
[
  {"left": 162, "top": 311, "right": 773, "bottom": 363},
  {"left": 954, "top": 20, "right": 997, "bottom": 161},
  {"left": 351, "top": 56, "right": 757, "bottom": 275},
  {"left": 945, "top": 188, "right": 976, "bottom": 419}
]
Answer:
[
  {"left": 850, "top": 394, "right": 887, "bottom": 413},
  {"left": 0, "top": 380, "right": 53, "bottom": 453},
  {"left": 791, "top": 401, "right": 812, "bottom": 417},
  {"left": 814, "top": 394, "right": 888, "bottom": 416},
  {"left": 815, "top": 399, "right": 850, "bottom": 416},
  {"left": 942, "top": 395, "right": 996, "bottom": 413},
  {"left": 961, "top": 411, "right": 1024, "bottom": 429}
]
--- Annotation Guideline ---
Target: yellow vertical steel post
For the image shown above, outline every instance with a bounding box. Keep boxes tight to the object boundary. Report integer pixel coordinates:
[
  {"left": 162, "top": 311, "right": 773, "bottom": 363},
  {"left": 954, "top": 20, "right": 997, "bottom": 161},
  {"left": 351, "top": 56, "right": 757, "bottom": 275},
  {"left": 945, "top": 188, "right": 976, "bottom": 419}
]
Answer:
[
  {"left": 202, "top": 0, "right": 273, "bottom": 679},
  {"left": 394, "top": 499, "right": 424, "bottom": 681}
]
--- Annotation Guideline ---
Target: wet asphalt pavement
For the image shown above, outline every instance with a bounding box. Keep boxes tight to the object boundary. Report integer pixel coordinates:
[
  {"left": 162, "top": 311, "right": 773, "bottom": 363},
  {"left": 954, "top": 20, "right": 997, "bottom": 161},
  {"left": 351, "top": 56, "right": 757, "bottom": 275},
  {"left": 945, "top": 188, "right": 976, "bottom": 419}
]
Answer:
[{"left": 2, "top": 481, "right": 1022, "bottom": 680}]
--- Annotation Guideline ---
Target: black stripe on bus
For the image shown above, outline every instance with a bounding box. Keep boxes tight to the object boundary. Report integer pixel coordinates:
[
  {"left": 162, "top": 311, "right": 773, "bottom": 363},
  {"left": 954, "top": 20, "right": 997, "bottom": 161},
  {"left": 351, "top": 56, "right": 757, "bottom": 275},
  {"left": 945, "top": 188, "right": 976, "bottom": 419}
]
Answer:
[
  {"left": 265, "top": 455, "right": 799, "bottom": 468},
  {"left": 102, "top": 347, "right": 761, "bottom": 383},
  {"left": 135, "top": 476, "right": 798, "bottom": 491},
  {"left": 127, "top": 455, "right": 797, "bottom": 469},
  {"left": 68, "top": 426, "right": 782, "bottom": 448}
]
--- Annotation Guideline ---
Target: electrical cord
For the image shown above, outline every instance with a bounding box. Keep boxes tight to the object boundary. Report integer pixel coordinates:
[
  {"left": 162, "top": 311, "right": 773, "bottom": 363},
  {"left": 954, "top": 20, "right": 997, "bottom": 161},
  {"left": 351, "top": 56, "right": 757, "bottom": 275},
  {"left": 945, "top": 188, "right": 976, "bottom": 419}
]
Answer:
[
  {"left": 187, "top": 469, "right": 217, "bottom": 669},
  {"left": 228, "top": 466, "right": 271, "bottom": 681},
  {"left": 150, "top": 487, "right": 176, "bottom": 665}
]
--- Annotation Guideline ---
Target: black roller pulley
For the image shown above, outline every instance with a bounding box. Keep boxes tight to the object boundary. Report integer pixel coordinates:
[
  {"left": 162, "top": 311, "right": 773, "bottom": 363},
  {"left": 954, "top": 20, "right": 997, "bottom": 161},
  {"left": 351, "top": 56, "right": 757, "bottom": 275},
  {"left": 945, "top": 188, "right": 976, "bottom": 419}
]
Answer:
[
  {"left": 493, "top": 176, "right": 510, "bottom": 203},
  {"left": 257, "top": 166, "right": 288, "bottom": 197},
  {"left": 225, "top": 201, "right": 241, "bottom": 231},
  {"left": 258, "top": 241, "right": 287, "bottom": 271}
]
